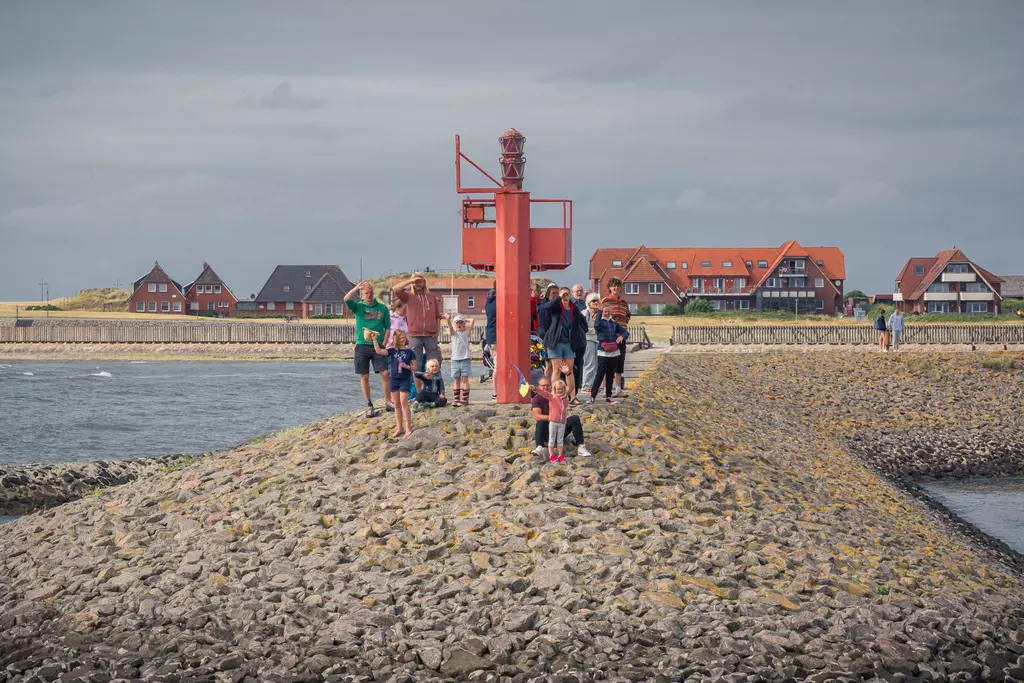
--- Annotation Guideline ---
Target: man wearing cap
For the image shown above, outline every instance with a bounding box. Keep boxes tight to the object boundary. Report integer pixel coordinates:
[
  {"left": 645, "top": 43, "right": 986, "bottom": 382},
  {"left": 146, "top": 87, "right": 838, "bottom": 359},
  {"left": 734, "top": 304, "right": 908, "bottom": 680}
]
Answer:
[{"left": 392, "top": 273, "right": 444, "bottom": 392}]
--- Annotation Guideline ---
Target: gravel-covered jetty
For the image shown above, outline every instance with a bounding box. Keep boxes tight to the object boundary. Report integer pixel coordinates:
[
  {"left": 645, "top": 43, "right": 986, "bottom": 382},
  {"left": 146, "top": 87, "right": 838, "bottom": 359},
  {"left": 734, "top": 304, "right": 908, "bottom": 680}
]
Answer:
[{"left": 1, "top": 351, "right": 1023, "bottom": 682}]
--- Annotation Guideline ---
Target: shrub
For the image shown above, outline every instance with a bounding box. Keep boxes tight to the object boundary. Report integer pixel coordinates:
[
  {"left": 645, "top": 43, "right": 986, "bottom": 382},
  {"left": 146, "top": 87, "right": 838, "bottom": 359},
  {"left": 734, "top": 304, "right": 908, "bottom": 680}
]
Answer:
[
  {"left": 662, "top": 304, "right": 681, "bottom": 316},
  {"left": 235, "top": 313, "right": 286, "bottom": 319},
  {"left": 196, "top": 310, "right": 217, "bottom": 318},
  {"left": 25, "top": 305, "right": 63, "bottom": 311},
  {"left": 636, "top": 305, "right": 652, "bottom": 316},
  {"left": 310, "top": 313, "right": 345, "bottom": 319},
  {"left": 980, "top": 357, "right": 1018, "bottom": 372},
  {"left": 844, "top": 290, "right": 866, "bottom": 300},
  {"left": 684, "top": 298, "right": 714, "bottom": 315}
]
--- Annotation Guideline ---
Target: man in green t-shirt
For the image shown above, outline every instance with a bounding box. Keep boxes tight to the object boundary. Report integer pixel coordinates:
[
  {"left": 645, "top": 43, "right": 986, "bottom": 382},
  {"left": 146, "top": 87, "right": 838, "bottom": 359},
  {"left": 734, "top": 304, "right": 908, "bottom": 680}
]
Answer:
[{"left": 345, "top": 281, "right": 392, "bottom": 417}]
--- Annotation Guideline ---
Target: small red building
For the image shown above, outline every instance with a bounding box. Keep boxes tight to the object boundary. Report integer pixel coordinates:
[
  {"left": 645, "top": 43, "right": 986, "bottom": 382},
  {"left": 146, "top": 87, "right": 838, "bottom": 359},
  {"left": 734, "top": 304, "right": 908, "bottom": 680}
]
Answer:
[
  {"left": 894, "top": 248, "right": 1003, "bottom": 315},
  {"left": 184, "top": 263, "right": 238, "bottom": 317},
  {"left": 389, "top": 276, "right": 495, "bottom": 316},
  {"left": 129, "top": 262, "right": 187, "bottom": 314}
]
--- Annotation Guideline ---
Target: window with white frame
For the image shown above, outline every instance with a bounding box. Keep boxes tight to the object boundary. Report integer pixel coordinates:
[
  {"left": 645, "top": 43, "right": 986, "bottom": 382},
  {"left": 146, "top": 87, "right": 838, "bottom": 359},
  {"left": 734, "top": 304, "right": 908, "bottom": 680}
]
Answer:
[
  {"left": 757, "top": 260, "right": 768, "bottom": 268},
  {"left": 790, "top": 278, "right": 806, "bottom": 288},
  {"left": 734, "top": 278, "right": 746, "bottom": 291},
  {"left": 624, "top": 283, "right": 640, "bottom": 294},
  {"left": 815, "top": 278, "right": 824, "bottom": 288},
  {"left": 650, "top": 303, "right": 664, "bottom": 314},
  {"left": 967, "top": 302, "right": 988, "bottom": 313},
  {"left": 745, "top": 260, "right": 752, "bottom": 267},
  {"left": 765, "top": 277, "right": 778, "bottom": 288},
  {"left": 612, "top": 260, "right": 622, "bottom": 268},
  {"left": 700, "top": 261, "right": 711, "bottom": 268},
  {"left": 161, "top": 301, "right": 170, "bottom": 312},
  {"left": 691, "top": 278, "right": 704, "bottom": 292},
  {"left": 148, "top": 301, "right": 157, "bottom": 312},
  {"left": 648, "top": 283, "right": 663, "bottom": 295},
  {"left": 815, "top": 299, "right": 824, "bottom": 310},
  {"left": 148, "top": 283, "right": 156, "bottom": 292},
  {"left": 927, "top": 282, "right": 950, "bottom": 293},
  {"left": 816, "top": 260, "right": 824, "bottom": 266},
  {"left": 946, "top": 263, "right": 970, "bottom": 273},
  {"left": 214, "top": 285, "right": 222, "bottom": 294},
  {"left": 208, "top": 302, "right": 215, "bottom": 311},
  {"left": 136, "top": 301, "right": 144, "bottom": 312},
  {"left": 928, "top": 301, "right": 949, "bottom": 313},
  {"left": 666, "top": 261, "right": 676, "bottom": 269},
  {"left": 964, "top": 282, "right": 988, "bottom": 293},
  {"left": 710, "top": 300, "right": 723, "bottom": 311},
  {"left": 627, "top": 303, "right": 638, "bottom": 313},
  {"left": 713, "top": 278, "right": 724, "bottom": 291},
  {"left": 173, "top": 301, "right": 182, "bottom": 312},
  {"left": 467, "top": 295, "right": 475, "bottom": 308},
  {"left": 286, "top": 302, "right": 294, "bottom": 310},
  {"left": 267, "top": 302, "right": 275, "bottom": 310},
  {"left": 722, "top": 261, "right": 732, "bottom": 268},
  {"left": 159, "top": 283, "right": 168, "bottom": 292},
  {"left": 738, "top": 300, "right": 750, "bottom": 311},
  {"left": 680, "top": 262, "right": 688, "bottom": 270}
]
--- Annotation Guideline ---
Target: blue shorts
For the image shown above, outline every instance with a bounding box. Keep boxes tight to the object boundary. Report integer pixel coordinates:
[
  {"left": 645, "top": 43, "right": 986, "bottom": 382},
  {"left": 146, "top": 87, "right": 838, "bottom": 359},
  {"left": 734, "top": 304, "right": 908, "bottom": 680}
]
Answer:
[
  {"left": 389, "top": 377, "right": 411, "bottom": 393},
  {"left": 547, "top": 342, "right": 574, "bottom": 359},
  {"left": 450, "top": 358, "right": 472, "bottom": 379}
]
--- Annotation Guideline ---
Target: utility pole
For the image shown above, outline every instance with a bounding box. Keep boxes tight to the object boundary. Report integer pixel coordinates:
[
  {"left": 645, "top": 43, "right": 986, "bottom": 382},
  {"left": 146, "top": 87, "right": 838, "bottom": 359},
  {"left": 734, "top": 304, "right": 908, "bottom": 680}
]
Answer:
[{"left": 38, "top": 278, "right": 45, "bottom": 305}]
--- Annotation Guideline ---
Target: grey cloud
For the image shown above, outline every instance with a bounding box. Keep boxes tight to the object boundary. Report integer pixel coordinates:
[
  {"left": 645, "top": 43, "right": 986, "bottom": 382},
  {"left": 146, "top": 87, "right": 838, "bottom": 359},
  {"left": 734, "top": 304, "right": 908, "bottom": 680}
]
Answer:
[{"left": 242, "top": 81, "right": 329, "bottom": 110}]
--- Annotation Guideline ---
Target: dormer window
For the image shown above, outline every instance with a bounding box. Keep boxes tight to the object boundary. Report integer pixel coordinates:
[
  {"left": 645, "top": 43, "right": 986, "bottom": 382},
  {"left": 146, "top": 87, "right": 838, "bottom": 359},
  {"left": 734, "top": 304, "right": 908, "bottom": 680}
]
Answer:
[
  {"left": 816, "top": 260, "right": 824, "bottom": 266},
  {"left": 700, "top": 261, "right": 711, "bottom": 268},
  {"left": 722, "top": 261, "right": 733, "bottom": 268},
  {"left": 283, "top": 285, "right": 291, "bottom": 293},
  {"left": 612, "top": 260, "right": 622, "bottom": 268},
  {"left": 666, "top": 261, "right": 676, "bottom": 269},
  {"left": 757, "top": 260, "right": 768, "bottom": 268},
  {"left": 305, "top": 270, "right": 312, "bottom": 278},
  {"left": 680, "top": 262, "right": 688, "bottom": 270},
  {"left": 745, "top": 260, "right": 752, "bottom": 267},
  {"left": 914, "top": 266, "right": 925, "bottom": 275}
]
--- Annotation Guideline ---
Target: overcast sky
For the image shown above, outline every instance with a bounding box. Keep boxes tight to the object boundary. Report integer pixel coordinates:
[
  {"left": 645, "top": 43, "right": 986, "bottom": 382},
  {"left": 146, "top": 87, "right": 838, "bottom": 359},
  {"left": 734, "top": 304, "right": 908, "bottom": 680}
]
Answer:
[{"left": 1, "top": 1, "right": 1022, "bottom": 301}]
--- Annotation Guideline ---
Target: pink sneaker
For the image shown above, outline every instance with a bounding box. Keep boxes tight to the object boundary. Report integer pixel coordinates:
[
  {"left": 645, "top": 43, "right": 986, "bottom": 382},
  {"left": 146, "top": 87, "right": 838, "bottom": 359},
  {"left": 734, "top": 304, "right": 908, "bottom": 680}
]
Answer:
[
  {"left": 557, "top": 455, "right": 566, "bottom": 463},
  {"left": 549, "top": 453, "right": 557, "bottom": 462},
  {"left": 605, "top": 398, "right": 617, "bottom": 404}
]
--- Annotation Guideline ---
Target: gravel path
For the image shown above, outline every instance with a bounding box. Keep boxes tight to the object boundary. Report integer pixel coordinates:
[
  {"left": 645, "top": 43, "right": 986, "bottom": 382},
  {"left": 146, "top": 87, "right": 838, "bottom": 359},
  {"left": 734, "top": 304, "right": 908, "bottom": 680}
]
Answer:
[{"left": 0, "top": 352, "right": 1022, "bottom": 682}]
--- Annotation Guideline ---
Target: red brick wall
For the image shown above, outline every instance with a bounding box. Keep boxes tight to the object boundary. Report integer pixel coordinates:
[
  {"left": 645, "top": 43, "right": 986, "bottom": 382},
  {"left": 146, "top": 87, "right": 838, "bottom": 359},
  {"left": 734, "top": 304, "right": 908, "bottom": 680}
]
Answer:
[{"left": 129, "top": 286, "right": 186, "bottom": 314}]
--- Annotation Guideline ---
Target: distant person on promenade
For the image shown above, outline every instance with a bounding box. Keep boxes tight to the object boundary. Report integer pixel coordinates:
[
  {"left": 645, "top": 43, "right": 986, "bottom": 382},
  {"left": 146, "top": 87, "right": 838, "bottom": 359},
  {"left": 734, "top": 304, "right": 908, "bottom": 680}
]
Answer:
[
  {"left": 372, "top": 330, "right": 415, "bottom": 437},
  {"left": 413, "top": 358, "right": 447, "bottom": 410},
  {"left": 888, "top": 308, "right": 905, "bottom": 352},
  {"left": 874, "top": 308, "right": 889, "bottom": 352},
  {"left": 391, "top": 273, "right": 443, "bottom": 393},
  {"left": 540, "top": 287, "right": 583, "bottom": 399},
  {"left": 444, "top": 312, "right": 474, "bottom": 406},
  {"left": 531, "top": 378, "right": 591, "bottom": 459},
  {"left": 591, "top": 305, "right": 629, "bottom": 403},
  {"left": 600, "top": 277, "right": 631, "bottom": 396},
  {"left": 344, "top": 281, "right": 392, "bottom": 418},
  {"left": 581, "top": 293, "right": 601, "bottom": 390},
  {"left": 484, "top": 282, "right": 497, "bottom": 399}
]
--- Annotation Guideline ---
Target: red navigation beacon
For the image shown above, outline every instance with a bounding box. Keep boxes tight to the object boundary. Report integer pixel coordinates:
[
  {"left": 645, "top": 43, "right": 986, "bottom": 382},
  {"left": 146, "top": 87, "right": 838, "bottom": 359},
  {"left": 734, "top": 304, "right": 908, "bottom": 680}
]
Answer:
[{"left": 456, "top": 129, "right": 573, "bottom": 403}]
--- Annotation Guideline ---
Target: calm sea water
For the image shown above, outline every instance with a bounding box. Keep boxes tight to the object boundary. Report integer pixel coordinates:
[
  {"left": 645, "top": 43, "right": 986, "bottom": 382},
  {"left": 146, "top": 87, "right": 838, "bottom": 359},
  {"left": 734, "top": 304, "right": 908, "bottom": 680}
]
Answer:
[
  {"left": 921, "top": 477, "right": 1024, "bottom": 555},
  {"left": 0, "top": 361, "right": 466, "bottom": 466}
]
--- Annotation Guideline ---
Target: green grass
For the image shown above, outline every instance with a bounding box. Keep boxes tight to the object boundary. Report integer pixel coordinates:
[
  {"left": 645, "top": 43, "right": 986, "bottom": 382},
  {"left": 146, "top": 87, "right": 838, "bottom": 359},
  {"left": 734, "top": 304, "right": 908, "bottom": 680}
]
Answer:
[
  {"left": 257, "top": 476, "right": 290, "bottom": 494},
  {"left": 979, "top": 357, "right": 1019, "bottom": 372},
  {"left": 89, "top": 487, "right": 104, "bottom": 497},
  {"left": 161, "top": 456, "right": 197, "bottom": 474}
]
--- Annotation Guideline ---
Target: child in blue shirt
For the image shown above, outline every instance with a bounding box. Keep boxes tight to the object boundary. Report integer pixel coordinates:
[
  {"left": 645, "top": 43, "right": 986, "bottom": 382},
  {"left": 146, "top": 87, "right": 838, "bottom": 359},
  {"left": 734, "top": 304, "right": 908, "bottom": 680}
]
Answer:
[{"left": 373, "top": 330, "right": 416, "bottom": 437}]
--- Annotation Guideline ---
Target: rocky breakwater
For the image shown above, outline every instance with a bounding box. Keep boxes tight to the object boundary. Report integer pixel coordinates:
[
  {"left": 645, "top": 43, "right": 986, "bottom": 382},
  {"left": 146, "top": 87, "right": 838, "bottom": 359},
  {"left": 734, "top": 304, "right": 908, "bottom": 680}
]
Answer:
[
  {"left": 1, "top": 352, "right": 1024, "bottom": 682},
  {"left": 0, "top": 455, "right": 198, "bottom": 515}
]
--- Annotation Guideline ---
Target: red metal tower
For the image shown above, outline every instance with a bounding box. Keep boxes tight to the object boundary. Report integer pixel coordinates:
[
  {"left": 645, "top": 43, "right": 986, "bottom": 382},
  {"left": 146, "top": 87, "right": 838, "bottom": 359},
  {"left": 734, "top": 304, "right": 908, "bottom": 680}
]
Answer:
[{"left": 456, "top": 129, "right": 573, "bottom": 403}]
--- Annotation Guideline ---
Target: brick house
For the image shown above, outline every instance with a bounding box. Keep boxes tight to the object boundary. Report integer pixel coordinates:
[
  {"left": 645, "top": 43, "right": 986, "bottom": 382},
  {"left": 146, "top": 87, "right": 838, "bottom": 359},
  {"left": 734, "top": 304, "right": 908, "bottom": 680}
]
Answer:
[
  {"left": 129, "top": 262, "right": 187, "bottom": 314},
  {"left": 183, "top": 263, "right": 238, "bottom": 317},
  {"left": 389, "top": 276, "right": 495, "bottom": 316},
  {"left": 590, "top": 241, "right": 846, "bottom": 315},
  {"left": 240, "top": 265, "right": 355, "bottom": 318},
  {"left": 894, "top": 248, "right": 1003, "bottom": 315}
]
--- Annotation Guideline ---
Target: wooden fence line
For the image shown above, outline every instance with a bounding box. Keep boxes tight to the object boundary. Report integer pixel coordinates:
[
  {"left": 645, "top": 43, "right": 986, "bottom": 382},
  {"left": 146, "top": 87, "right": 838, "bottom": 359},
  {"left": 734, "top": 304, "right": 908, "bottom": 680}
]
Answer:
[
  {"left": 670, "top": 325, "right": 1024, "bottom": 346},
  {"left": 0, "top": 321, "right": 649, "bottom": 346}
]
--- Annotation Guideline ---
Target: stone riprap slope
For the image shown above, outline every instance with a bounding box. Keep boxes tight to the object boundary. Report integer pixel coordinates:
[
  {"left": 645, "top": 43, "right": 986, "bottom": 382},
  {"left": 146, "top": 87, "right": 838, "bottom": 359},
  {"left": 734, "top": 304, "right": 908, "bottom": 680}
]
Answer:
[
  {"left": 0, "top": 456, "right": 197, "bottom": 515},
  {"left": 1, "top": 353, "right": 1023, "bottom": 682}
]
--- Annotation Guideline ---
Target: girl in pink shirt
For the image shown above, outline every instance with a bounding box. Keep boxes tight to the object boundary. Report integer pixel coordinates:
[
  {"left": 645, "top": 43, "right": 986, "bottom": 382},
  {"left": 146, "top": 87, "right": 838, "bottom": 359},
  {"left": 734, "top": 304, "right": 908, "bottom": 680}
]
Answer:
[{"left": 533, "top": 375, "right": 570, "bottom": 462}]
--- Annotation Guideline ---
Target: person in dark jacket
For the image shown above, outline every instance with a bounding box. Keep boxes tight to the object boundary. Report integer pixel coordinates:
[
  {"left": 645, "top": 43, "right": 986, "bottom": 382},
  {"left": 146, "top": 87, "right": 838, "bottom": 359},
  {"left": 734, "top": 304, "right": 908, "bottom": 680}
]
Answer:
[
  {"left": 413, "top": 358, "right": 447, "bottom": 409},
  {"left": 484, "top": 284, "right": 498, "bottom": 397},
  {"left": 536, "top": 285, "right": 559, "bottom": 337},
  {"left": 569, "top": 284, "right": 589, "bottom": 403},
  {"left": 540, "top": 288, "right": 585, "bottom": 399},
  {"left": 874, "top": 308, "right": 888, "bottom": 352}
]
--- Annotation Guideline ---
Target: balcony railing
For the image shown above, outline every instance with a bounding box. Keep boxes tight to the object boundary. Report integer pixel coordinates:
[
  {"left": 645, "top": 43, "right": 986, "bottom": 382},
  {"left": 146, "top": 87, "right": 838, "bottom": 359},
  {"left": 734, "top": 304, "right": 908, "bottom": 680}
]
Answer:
[
  {"left": 777, "top": 267, "right": 807, "bottom": 277},
  {"left": 684, "top": 286, "right": 756, "bottom": 296}
]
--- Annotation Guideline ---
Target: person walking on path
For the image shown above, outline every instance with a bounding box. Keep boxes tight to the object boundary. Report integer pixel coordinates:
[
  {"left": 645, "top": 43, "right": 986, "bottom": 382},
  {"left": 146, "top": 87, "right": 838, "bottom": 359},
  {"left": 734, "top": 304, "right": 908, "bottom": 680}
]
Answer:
[
  {"left": 600, "top": 277, "right": 631, "bottom": 396},
  {"left": 344, "top": 281, "right": 392, "bottom": 417},
  {"left": 888, "top": 308, "right": 905, "bottom": 352},
  {"left": 874, "top": 307, "right": 889, "bottom": 352},
  {"left": 531, "top": 378, "right": 591, "bottom": 458},
  {"left": 590, "top": 305, "right": 629, "bottom": 403},
  {"left": 540, "top": 287, "right": 584, "bottom": 399},
  {"left": 444, "top": 312, "right": 474, "bottom": 406},
  {"left": 484, "top": 282, "right": 497, "bottom": 399},
  {"left": 391, "top": 273, "right": 443, "bottom": 392},
  {"left": 580, "top": 293, "right": 601, "bottom": 390}
]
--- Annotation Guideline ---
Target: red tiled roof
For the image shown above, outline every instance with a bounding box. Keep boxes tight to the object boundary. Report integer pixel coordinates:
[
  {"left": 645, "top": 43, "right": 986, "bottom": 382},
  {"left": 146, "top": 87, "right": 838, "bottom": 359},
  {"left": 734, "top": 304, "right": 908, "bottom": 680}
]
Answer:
[{"left": 898, "top": 248, "right": 1003, "bottom": 301}]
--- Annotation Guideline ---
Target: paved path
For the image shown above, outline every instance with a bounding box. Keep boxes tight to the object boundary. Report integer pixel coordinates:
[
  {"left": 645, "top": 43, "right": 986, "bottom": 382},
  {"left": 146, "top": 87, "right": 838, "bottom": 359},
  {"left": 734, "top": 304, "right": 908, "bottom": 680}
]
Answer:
[{"left": 465, "top": 343, "right": 667, "bottom": 405}]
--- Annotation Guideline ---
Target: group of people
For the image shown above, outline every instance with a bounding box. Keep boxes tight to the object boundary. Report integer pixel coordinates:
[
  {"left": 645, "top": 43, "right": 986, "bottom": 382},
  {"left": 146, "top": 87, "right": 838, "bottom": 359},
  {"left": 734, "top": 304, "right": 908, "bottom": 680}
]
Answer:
[
  {"left": 874, "top": 307, "right": 905, "bottom": 352},
  {"left": 344, "top": 273, "right": 634, "bottom": 450}
]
